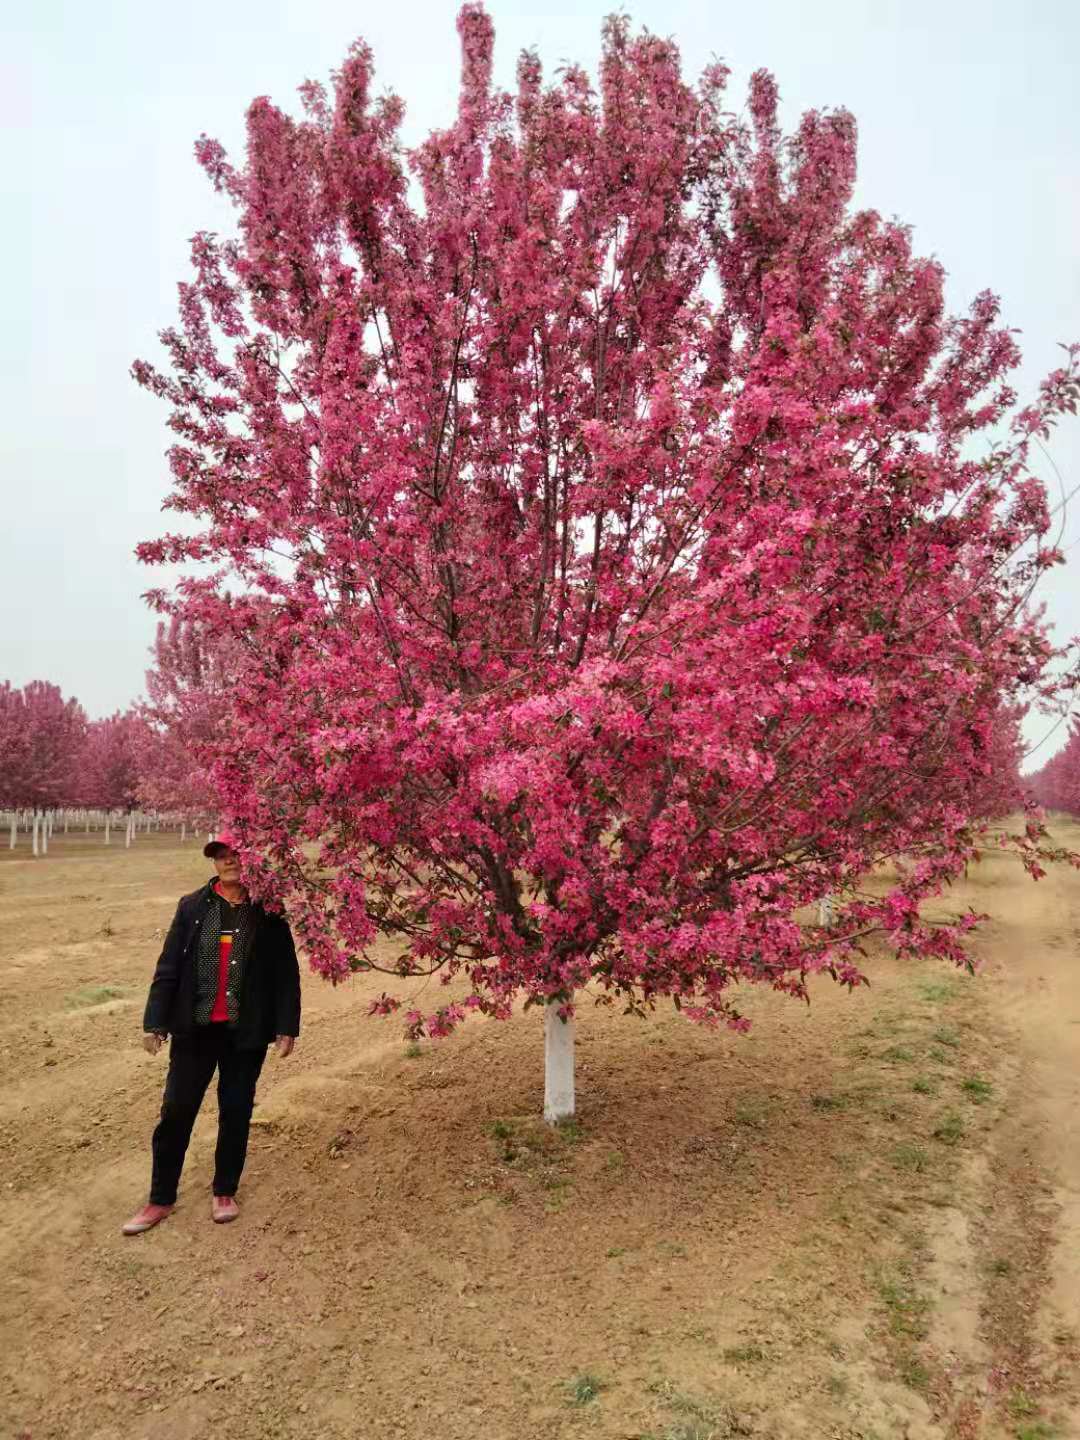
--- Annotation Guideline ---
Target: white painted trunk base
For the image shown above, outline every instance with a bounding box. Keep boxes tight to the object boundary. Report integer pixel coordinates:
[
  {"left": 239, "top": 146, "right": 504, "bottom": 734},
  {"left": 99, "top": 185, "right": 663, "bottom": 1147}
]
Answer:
[
  {"left": 817, "top": 895, "right": 836, "bottom": 928},
  {"left": 9, "top": 816, "right": 16, "bottom": 850},
  {"left": 543, "top": 1001, "right": 575, "bottom": 1124}
]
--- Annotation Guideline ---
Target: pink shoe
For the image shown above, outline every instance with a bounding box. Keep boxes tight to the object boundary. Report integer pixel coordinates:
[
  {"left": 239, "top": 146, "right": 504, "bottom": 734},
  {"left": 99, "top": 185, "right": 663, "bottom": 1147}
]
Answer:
[
  {"left": 212, "top": 1195, "right": 240, "bottom": 1224},
  {"left": 122, "top": 1202, "right": 174, "bottom": 1236}
]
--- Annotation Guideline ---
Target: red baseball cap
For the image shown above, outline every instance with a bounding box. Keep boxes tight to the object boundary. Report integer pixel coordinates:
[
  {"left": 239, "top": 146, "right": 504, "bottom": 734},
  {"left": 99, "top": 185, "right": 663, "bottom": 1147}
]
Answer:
[{"left": 203, "top": 830, "right": 241, "bottom": 859}]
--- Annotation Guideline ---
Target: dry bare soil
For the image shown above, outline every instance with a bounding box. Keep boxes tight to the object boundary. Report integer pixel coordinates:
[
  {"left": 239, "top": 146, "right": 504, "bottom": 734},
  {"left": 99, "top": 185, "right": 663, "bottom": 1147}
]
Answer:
[{"left": 0, "top": 821, "right": 1078, "bottom": 1440}]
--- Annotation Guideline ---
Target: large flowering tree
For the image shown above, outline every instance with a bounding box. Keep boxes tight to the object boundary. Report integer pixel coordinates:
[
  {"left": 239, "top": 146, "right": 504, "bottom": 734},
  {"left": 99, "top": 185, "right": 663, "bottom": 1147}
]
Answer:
[{"left": 136, "top": 7, "right": 1078, "bottom": 1117}]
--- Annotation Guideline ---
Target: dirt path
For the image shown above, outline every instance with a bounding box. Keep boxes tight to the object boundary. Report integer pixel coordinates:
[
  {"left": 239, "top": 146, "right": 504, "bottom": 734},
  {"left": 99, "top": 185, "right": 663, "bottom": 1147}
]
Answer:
[{"left": 0, "top": 824, "right": 1076, "bottom": 1440}]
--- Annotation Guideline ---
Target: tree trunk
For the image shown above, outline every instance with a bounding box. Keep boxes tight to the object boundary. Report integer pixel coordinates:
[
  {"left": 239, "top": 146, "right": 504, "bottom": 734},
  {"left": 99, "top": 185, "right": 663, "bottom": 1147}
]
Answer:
[
  {"left": 125, "top": 813, "right": 133, "bottom": 848},
  {"left": 41, "top": 815, "right": 49, "bottom": 855},
  {"left": 180, "top": 822, "right": 187, "bottom": 845},
  {"left": 817, "top": 895, "right": 835, "bottom": 928},
  {"left": 9, "top": 814, "right": 16, "bottom": 850},
  {"left": 32, "top": 813, "right": 39, "bottom": 857},
  {"left": 104, "top": 813, "right": 111, "bottom": 846},
  {"left": 544, "top": 999, "right": 575, "bottom": 1123}
]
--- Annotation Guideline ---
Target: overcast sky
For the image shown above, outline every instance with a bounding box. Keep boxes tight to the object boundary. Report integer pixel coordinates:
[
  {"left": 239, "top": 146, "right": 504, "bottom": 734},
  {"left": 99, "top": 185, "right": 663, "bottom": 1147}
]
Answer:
[{"left": 6, "top": 0, "right": 1078, "bottom": 764}]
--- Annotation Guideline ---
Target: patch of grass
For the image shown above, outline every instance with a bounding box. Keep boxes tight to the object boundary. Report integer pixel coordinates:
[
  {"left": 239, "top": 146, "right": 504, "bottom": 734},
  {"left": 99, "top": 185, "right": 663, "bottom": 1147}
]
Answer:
[
  {"left": 403, "top": 1042, "right": 422, "bottom": 1059},
  {"left": 1007, "top": 1389, "right": 1037, "bottom": 1419},
  {"left": 1015, "top": 1425, "right": 1056, "bottom": 1440},
  {"left": 881, "top": 1045, "right": 915, "bottom": 1063},
  {"left": 605, "top": 1246, "right": 627, "bottom": 1259},
  {"left": 65, "top": 984, "right": 124, "bottom": 1008},
  {"left": 961, "top": 1076, "right": 993, "bottom": 1104},
  {"left": 990, "top": 1257, "right": 1013, "bottom": 1277},
  {"left": 733, "top": 1098, "right": 770, "bottom": 1130},
  {"left": 556, "top": 1117, "right": 583, "bottom": 1144},
  {"left": 897, "top": 1352, "right": 931, "bottom": 1391},
  {"left": 722, "top": 1342, "right": 765, "bottom": 1365},
  {"left": 565, "top": 1372, "right": 606, "bottom": 1406},
  {"left": 891, "top": 1143, "right": 929, "bottom": 1173},
  {"left": 811, "top": 1092, "right": 848, "bottom": 1111},
  {"left": 932, "top": 1111, "right": 965, "bottom": 1146},
  {"left": 911, "top": 1076, "right": 936, "bottom": 1095},
  {"left": 879, "top": 1272, "right": 931, "bottom": 1341},
  {"left": 491, "top": 1119, "right": 513, "bottom": 1141},
  {"left": 604, "top": 1149, "right": 625, "bottom": 1174},
  {"left": 927, "top": 1045, "right": 950, "bottom": 1064},
  {"left": 918, "top": 979, "right": 960, "bottom": 1003},
  {"left": 825, "top": 1374, "right": 848, "bottom": 1399},
  {"left": 932, "top": 1025, "right": 961, "bottom": 1048}
]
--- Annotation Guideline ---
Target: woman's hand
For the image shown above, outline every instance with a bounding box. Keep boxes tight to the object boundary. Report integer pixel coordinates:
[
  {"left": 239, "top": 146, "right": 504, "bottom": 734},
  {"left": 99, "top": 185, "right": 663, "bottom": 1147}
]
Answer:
[
  {"left": 275, "top": 1035, "right": 295, "bottom": 1058},
  {"left": 142, "top": 1032, "right": 165, "bottom": 1055}
]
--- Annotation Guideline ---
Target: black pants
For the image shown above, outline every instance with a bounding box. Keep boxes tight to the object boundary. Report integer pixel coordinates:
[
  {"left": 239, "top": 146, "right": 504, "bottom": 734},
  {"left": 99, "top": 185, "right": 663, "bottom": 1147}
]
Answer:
[{"left": 150, "top": 1025, "right": 267, "bottom": 1205}]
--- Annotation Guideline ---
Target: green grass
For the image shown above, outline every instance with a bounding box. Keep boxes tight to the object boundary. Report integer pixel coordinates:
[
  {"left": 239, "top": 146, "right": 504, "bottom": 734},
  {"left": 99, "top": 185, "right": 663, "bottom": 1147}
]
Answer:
[
  {"left": 932, "top": 1111, "right": 965, "bottom": 1146},
  {"left": 565, "top": 1372, "right": 606, "bottom": 1406},
  {"left": 403, "top": 1042, "right": 422, "bottom": 1059},
  {"left": 891, "top": 1143, "right": 929, "bottom": 1173},
  {"left": 1015, "top": 1425, "right": 1056, "bottom": 1440},
  {"left": 990, "top": 1257, "right": 1013, "bottom": 1277},
  {"left": 733, "top": 1098, "right": 770, "bottom": 1129},
  {"left": 881, "top": 1045, "right": 915, "bottom": 1063},
  {"left": 961, "top": 1076, "right": 993, "bottom": 1104},
  {"left": 1007, "top": 1389, "right": 1037, "bottom": 1419},
  {"left": 879, "top": 1273, "right": 931, "bottom": 1341},
  {"left": 897, "top": 1353, "right": 931, "bottom": 1391},
  {"left": 65, "top": 984, "right": 125, "bottom": 1008},
  {"left": 722, "top": 1342, "right": 765, "bottom": 1365},
  {"left": 918, "top": 979, "right": 960, "bottom": 1003},
  {"left": 811, "top": 1092, "right": 848, "bottom": 1111},
  {"left": 932, "top": 1026, "right": 961, "bottom": 1048},
  {"left": 911, "top": 1076, "right": 936, "bottom": 1095}
]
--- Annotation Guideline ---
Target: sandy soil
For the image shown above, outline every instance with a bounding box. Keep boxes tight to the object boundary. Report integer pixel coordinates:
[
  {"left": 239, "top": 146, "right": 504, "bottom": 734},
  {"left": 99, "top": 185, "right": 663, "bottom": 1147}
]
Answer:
[{"left": 0, "top": 821, "right": 1077, "bottom": 1440}]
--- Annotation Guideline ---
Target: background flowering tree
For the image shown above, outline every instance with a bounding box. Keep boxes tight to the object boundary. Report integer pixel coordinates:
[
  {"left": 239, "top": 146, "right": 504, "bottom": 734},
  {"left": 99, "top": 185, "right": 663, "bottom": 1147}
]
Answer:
[
  {"left": 81, "top": 711, "right": 146, "bottom": 845},
  {"left": 0, "top": 681, "right": 87, "bottom": 853},
  {"left": 1029, "top": 717, "right": 1080, "bottom": 816},
  {"left": 136, "top": 6, "right": 1078, "bottom": 1117},
  {"left": 135, "top": 617, "right": 229, "bottom": 831}
]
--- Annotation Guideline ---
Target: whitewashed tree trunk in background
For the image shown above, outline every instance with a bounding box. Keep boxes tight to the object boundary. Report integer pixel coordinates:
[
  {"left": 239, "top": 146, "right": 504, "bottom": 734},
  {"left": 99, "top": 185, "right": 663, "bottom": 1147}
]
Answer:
[
  {"left": 104, "top": 814, "right": 111, "bottom": 846},
  {"left": 125, "top": 813, "right": 133, "bottom": 848},
  {"left": 543, "top": 1000, "right": 575, "bottom": 1124},
  {"left": 817, "top": 895, "right": 835, "bottom": 928},
  {"left": 31, "top": 814, "right": 39, "bottom": 857},
  {"left": 180, "top": 823, "right": 187, "bottom": 845},
  {"left": 41, "top": 817, "right": 49, "bottom": 855},
  {"left": 9, "top": 814, "right": 16, "bottom": 849},
  {"left": 63, "top": 811, "right": 69, "bottom": 834}
]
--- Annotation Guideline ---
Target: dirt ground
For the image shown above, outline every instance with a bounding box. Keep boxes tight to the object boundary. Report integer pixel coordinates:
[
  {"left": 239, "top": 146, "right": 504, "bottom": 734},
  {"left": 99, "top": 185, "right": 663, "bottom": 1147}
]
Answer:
[{"left": 0, "top": 821, "right": 1077, "bottom": 1440}]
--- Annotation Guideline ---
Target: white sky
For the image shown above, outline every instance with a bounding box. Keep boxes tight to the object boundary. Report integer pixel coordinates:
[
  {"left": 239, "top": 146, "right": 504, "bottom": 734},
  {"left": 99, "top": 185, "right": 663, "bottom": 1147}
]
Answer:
[{"left": 5, "top": 0, "right": 1079, "bottom": 765}]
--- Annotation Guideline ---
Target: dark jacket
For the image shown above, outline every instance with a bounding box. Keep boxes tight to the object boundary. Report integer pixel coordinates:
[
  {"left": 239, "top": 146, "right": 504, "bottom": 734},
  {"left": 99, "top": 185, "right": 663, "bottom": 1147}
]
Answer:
[{"left": 143, "top": 879, "right": 301, "bottom": 1050}]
